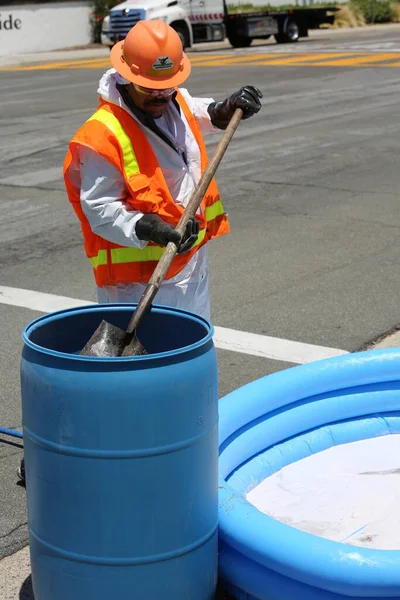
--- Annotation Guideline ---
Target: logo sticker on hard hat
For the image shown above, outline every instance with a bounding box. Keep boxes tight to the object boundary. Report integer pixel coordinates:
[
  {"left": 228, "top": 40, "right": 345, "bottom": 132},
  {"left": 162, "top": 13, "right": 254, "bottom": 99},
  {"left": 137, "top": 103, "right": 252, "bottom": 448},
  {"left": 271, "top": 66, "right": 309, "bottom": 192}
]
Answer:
[{"left": 152, "top": 56, "right": 174, "bottom": 70}]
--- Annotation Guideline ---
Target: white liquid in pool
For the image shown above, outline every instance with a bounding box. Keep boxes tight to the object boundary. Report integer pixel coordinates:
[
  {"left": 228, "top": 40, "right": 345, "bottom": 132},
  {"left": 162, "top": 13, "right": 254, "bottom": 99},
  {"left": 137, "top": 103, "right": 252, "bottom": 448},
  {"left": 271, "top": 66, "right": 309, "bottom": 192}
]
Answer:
[{"left": 246, "top": 435, "right": 400, "bottom": 550}]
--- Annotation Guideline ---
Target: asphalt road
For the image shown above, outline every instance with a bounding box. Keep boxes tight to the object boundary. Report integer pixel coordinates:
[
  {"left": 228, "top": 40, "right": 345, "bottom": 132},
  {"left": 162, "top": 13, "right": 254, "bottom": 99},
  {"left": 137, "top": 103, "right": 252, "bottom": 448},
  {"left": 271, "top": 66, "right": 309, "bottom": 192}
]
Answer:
[{"left": 1, "top": 26, "right": 400, "bottom": 578}]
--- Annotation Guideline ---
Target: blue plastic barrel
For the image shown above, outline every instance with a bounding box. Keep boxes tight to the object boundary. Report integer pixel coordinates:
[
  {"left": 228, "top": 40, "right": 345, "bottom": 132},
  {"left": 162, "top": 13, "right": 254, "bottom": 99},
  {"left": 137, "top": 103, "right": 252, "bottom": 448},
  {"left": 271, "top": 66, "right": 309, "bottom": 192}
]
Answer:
[{"left": 20, "top": 304, "right": 218, "bottom": 600}]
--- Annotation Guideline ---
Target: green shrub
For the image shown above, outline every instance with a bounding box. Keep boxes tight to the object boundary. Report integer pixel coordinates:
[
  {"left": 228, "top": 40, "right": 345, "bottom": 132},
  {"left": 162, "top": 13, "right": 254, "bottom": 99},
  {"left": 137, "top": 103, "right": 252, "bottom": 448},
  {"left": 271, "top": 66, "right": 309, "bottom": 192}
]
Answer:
[
  {"left": 390, "top": 1, "right": 400, "bottom": 20},
  {"left": 227, "top": 2, "right": 338, "bottom": 13},
  {"left": 332, "top": 3, "right": 366, "bottom": 26},
  {"left": 89, "top": 0, "right": 120, "bottom": 43},
  {"left": 349, "top": 0, "right": 392, "bottom": 22},
  {"left": 228, "top": 0, "right": 394, "bottom": 23}
]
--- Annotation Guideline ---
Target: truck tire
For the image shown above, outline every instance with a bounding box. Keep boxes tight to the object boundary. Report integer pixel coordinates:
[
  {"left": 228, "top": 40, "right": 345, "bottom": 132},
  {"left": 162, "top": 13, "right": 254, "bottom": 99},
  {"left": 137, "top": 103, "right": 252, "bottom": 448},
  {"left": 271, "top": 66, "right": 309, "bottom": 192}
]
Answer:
[
  {"left": 275, "top": 19, "right": 299, "bottom": 44},
  {"left": 172, "top": 23, "right": 190, "bottom": 50},
  {"left": 227, "top": 33, "right": 252, "bottom": 48}
]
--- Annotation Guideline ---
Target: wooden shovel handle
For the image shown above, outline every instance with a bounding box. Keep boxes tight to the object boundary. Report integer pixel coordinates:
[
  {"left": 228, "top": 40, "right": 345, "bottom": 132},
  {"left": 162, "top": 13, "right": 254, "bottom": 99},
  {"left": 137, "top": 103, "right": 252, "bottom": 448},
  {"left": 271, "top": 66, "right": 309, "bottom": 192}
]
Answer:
[
  {"left": 125, "top": 107, "right": 243, "bottom": 336},
  {"left": 173, "top": 107, "right": 244, "bottom": 238}
]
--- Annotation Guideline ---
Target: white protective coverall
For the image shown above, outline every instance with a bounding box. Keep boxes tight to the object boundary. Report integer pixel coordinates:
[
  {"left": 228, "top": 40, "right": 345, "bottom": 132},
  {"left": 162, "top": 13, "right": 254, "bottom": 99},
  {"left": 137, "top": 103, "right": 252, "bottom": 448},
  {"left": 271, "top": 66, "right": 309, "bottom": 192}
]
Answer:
[{"left": 78, "top": 68, "right": 220, "bottom": 321}]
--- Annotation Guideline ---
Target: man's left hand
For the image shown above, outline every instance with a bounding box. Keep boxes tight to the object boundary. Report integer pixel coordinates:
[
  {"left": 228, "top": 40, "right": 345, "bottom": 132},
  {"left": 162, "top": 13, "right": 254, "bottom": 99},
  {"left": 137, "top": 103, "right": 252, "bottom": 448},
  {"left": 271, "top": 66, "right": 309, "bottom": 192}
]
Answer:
[
  {"left": 227, "top": 86, "right": 263, "bottom": 119},
  {"left": 208, "top": 86, "right": 263, "bottom": 129}
]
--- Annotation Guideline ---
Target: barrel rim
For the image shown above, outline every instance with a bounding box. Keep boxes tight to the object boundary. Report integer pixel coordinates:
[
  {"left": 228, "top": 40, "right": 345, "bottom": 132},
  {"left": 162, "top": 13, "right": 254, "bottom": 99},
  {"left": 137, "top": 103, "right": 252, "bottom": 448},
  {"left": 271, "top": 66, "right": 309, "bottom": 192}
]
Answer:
[{"left": 22, "top": 303, "right": 214, "bottom": 362}]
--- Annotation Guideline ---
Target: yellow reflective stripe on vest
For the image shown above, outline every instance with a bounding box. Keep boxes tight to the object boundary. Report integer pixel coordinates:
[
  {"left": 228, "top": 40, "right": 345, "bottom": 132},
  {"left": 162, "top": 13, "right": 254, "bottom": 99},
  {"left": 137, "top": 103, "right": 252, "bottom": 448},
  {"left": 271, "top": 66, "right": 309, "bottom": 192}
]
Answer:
[
  {"left": 111, "top": 228, "right": 206, "bottom": 264},
  {"left": 88, "top": 249, "right": 107, "bottom": 268},
  {"left": 88, "top": 110, "right": 140, "bottom": 178},
  {"left": 205, "top": 200, "right": 225, "bottom": 222},
  {"left": 87, "top": 202, "right": 225, "bottom": 269}
]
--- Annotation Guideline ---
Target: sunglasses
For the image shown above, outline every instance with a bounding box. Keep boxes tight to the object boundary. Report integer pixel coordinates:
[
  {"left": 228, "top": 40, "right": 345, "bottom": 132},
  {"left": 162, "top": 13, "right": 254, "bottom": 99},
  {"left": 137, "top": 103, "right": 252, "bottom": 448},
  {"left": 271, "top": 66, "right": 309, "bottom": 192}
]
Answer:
[{"left": 134, "top": 85, "right": 176, "bottom": 98}]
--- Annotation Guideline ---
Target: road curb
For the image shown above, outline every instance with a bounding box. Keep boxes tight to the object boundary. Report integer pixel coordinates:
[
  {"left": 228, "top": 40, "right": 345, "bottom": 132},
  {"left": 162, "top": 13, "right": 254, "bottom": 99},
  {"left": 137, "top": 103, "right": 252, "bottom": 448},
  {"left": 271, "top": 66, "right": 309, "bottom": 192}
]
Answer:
[{"left": 359, "top": 326, "right": 400, "bottom": 351}]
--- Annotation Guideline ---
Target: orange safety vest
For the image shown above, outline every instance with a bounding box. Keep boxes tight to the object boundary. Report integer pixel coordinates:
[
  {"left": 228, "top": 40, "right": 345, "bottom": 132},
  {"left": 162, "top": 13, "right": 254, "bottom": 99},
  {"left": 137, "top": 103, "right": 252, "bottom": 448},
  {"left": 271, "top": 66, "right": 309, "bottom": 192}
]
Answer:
[{"left": 63, "top": 90, "right": 230, "bottom": 287}]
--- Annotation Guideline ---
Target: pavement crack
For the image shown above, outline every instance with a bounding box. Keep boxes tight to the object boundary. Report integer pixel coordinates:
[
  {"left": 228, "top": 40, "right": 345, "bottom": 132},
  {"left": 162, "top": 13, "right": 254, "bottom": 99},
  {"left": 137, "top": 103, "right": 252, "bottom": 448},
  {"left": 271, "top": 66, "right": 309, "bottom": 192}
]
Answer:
[
  {"left": 1, "top": 142, "right": 67, "bottom": 165},
  {"left": 0, "top": 183, "right": 62, "bottom": 192},
  {"left": 0, "top": 444, "right": 24, "bottom": 453},
  {"left": 275, "top": 209, "right": 400, "bottom": 232},
  {"left": 243, "top": 176, "right": 397, "bottom": 197},
  {"left": 0, "top": 523, "right": 27, "bottom": 542},
  {"left": 3, "top": 141, "right": 68, "bottom": 165},
  {"left": 357, "top": 323, "right": 400, "bottom": 351}
]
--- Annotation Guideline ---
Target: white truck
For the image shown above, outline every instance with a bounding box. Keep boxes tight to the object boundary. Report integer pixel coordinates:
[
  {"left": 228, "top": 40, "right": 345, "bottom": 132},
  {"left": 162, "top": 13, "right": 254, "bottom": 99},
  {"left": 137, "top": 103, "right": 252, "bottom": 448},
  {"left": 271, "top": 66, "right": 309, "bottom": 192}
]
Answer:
[{"left": 101, "top": 0, "right": 337, "bottom": 50}]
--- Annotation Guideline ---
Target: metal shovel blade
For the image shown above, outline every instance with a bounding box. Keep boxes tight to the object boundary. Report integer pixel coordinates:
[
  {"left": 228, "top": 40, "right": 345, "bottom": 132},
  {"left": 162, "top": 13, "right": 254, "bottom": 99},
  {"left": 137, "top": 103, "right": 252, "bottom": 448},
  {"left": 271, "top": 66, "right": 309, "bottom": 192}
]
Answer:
[{"left": 80, "top": 320, "right": 146, "bottom": 357}]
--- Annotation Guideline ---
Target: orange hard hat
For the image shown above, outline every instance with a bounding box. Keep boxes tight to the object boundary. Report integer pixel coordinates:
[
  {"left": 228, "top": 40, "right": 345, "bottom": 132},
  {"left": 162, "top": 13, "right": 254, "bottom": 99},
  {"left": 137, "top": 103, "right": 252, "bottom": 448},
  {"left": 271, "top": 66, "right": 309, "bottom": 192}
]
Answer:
[{"left": 110, "top": 20, "right": 191, "bottom": 89}]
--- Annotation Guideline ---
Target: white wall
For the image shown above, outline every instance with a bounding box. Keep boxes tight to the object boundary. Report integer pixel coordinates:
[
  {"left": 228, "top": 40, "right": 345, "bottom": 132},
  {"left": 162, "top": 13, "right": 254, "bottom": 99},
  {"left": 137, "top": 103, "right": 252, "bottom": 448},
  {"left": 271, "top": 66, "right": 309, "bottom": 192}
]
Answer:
[{"left": 0, "top": 1, "right": 91, "bottom": 56}]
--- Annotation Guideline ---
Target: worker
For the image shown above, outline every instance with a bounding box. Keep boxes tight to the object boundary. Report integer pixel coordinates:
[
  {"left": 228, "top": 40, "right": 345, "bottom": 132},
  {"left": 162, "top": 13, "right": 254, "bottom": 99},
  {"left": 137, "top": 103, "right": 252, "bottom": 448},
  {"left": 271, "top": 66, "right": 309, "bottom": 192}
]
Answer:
[
  {"left": 63, "top": 19, "right": 263, "bottom": 322},
  {"left": 18, "top": 22, "right": 262, "bottom": 485}
]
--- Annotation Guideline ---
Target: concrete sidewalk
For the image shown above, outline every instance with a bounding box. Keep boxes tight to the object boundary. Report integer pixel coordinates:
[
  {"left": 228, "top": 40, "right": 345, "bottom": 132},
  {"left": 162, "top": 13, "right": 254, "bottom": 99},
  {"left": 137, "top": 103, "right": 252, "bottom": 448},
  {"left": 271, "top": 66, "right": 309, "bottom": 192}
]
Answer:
[
  {"left": 0, "top": 546, "right": 32, "bottom": 600},
  {"left": 1, "top": 23, "right": 400, "bottom": 68}
]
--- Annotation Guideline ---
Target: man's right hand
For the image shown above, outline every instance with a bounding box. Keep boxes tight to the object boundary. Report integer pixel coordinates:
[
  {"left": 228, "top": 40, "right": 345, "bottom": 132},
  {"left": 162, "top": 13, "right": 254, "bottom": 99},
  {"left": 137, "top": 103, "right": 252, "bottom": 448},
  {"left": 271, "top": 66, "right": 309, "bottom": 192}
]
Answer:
[
  {"left": 136, "top": 214, "right": 181, "bottom": 246},
  {"left": 136, "top": 214, "right": 199, "bottom": 253}
]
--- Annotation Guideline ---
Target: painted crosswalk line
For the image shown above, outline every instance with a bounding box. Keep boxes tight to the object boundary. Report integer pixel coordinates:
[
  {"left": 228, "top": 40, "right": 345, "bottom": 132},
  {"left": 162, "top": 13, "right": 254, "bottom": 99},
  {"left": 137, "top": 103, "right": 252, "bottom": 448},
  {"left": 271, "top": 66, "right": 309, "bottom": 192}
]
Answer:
[
  {"left": 3, "top": 50, "right": 400, "bottom": 71},
  {"left": 0, "top": 286, "right": 348, "bottom": 364}
]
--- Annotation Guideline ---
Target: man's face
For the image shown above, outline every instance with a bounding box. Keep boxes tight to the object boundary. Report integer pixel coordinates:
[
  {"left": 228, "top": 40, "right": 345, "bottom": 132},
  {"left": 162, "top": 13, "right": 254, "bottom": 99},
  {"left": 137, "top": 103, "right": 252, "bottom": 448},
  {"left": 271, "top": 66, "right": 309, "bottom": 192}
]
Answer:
[{"left": 127, "top": 83, "right": 175, "bottom": 118}]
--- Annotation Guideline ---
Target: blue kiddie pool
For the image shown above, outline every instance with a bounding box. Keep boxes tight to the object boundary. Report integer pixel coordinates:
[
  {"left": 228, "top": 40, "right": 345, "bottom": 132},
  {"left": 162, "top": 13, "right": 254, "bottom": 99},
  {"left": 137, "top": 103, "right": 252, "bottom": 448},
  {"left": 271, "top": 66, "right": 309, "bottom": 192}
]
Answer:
[{"left": 218, "top": 348, "right": 400, "bottom": 600}]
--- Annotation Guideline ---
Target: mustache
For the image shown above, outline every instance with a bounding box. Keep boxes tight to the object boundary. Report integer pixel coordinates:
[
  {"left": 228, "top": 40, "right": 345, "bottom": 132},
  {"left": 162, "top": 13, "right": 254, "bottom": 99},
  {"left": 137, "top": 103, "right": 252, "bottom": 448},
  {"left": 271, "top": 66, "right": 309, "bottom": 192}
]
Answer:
[{"left": 144, "top": 98, "right": 169, "bottom": 106}]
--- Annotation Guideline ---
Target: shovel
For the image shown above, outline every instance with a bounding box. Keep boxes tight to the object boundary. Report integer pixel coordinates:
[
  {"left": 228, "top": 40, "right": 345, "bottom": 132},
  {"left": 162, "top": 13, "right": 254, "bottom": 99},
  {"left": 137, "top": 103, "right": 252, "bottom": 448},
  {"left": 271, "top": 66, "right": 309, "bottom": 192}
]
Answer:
[{"left": 80, "top": 108, "right": 243, "bottom": 358}]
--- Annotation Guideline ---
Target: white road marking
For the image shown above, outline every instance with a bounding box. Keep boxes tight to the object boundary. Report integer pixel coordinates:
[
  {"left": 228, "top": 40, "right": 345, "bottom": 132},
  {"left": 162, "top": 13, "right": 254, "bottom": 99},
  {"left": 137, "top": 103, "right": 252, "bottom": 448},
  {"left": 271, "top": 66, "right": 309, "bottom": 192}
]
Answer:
[
  {"left": 0, "top": 286, "right": 93, "bottom": 313},
  {"left": 212, "top": 326, "right": 348, "bottom": 364},
  {"left": 0, "top": 286, "right": 348, "bottom": 364}
]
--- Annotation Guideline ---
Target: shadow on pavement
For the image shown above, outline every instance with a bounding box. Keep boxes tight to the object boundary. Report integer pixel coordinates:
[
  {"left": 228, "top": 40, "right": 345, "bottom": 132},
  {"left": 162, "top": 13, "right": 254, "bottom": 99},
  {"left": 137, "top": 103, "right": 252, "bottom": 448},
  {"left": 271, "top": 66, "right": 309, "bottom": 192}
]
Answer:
[
  {"left": 20, "top": 574, "right": 34, "bottom": 600},
  {"left": 18, "top": 575, "right": 232, "bottom": 599},
  {"left": 216, "top": 583, "right": 235, "bottom": 599}
]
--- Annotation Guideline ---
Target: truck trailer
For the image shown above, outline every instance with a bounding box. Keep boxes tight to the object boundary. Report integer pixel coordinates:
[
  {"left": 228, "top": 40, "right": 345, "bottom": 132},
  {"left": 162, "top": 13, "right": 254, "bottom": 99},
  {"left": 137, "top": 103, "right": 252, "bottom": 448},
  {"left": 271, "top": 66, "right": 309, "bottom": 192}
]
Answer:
[{"left": 101, "top": 0, "right": 338, "bottom": 50}]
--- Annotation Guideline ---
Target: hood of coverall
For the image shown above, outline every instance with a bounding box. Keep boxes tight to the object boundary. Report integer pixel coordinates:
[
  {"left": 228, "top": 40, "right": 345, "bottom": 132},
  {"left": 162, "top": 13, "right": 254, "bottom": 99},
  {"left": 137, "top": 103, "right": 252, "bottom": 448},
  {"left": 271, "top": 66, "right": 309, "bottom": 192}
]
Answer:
[{"left": 98, "top": 69, "right": 130, "bottom": 107}]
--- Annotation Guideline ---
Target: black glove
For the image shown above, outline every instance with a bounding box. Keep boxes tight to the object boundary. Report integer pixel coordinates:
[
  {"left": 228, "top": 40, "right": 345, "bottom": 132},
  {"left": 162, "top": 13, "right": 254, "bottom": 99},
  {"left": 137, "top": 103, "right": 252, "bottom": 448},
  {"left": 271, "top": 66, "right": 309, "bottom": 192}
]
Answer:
[
  {"left": 178, "top": 216, "right": 200, "bottom": 254},
  {"left": 208, "top": 86, "right": 263, "bottom": 130},
  {"left": 136, "top": 214, "right": 199, "bottom": 254}
]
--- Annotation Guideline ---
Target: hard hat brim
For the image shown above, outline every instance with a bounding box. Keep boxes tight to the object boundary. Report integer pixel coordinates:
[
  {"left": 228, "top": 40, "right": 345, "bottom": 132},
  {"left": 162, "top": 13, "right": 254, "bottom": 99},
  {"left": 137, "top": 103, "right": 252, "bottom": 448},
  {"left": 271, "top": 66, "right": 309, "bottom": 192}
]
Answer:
[{"left": 110, "top": 40, "right": 191, "bottom": 89}]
